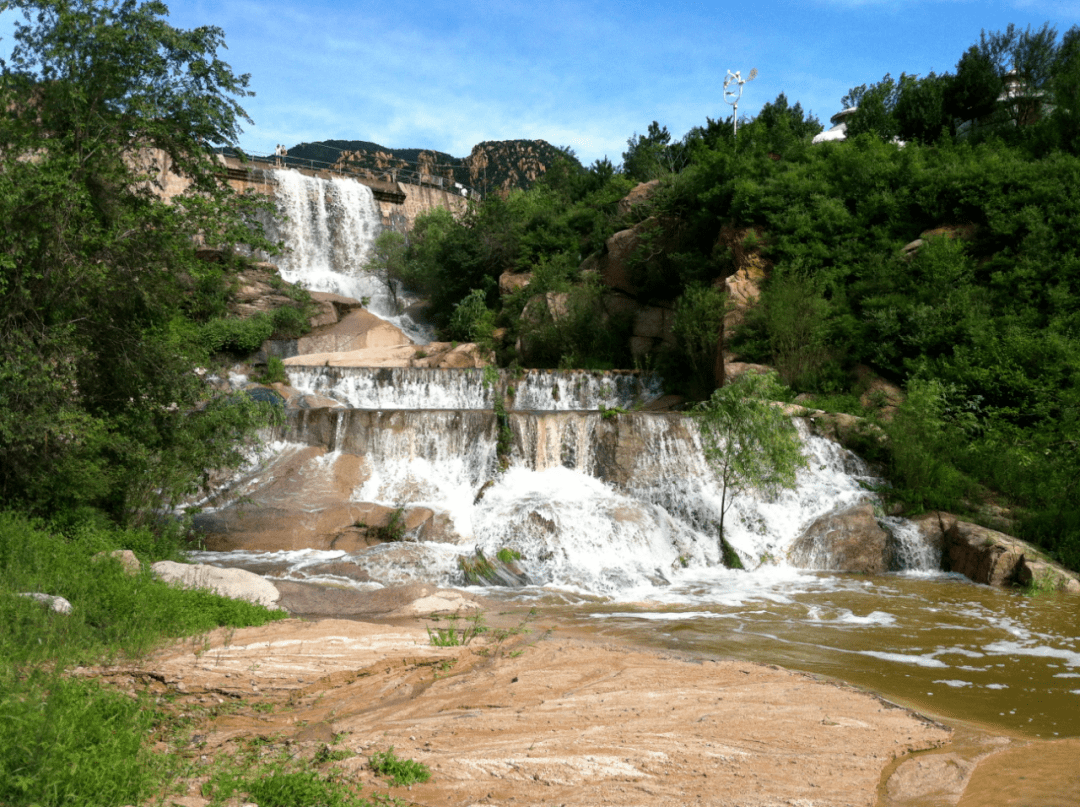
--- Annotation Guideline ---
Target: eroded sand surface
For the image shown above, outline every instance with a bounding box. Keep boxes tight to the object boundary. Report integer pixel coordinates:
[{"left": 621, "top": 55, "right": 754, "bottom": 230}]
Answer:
[{"left": 88, "top": 616, "right": 959, "bottom": 807}]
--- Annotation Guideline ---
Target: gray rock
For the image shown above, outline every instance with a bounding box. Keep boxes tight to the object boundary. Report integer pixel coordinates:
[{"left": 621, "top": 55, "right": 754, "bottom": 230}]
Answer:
[
  {"left": 92, "top": 549, "right": 141, "bottom": 575},
  {"left": 151, "top": 561, "right": 281, "bottom": 608},
  {"left": 19, "top": 592, "right": 73, "bottom": 614}
]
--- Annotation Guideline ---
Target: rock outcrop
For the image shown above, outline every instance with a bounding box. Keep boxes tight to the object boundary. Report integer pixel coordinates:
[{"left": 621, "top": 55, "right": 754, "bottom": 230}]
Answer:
[
  {"left": 103, "top": 619, "right": 953, "bottom": 807},
  {"left": 914, "top": 514, "right": 1080, "bottom": 591},
  {"left": 282, "top": 341, "right": 493, "bottom": 369}
]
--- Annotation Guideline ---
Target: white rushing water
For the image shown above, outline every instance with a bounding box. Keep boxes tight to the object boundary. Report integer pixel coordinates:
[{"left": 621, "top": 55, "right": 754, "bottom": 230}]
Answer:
[
  {"left": 204, "top": 409, "right": 911, "bottom": 596},
  {"left": 264, "top": 169, "right": 432, "bottom": 343},
  {"left": 284, "top": 367, "right": 664, "bottom": 411}
]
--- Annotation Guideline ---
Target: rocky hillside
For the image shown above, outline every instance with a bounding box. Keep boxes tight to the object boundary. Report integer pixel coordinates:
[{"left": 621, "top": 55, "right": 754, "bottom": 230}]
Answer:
[{"left": 282, "top": 138, "right": 572, "bottom": 195}]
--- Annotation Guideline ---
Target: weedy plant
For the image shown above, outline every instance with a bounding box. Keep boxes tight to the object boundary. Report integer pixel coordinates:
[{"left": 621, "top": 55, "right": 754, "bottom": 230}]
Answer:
[
  {"left": 426, "top": 610, "right": 488, "bottom": 647},
  {"left": 368, "top": 747, "right": 431, "bottom": 787}
]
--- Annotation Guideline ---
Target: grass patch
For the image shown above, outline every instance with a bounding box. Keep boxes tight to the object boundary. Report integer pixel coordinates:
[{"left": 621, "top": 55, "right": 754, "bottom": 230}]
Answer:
[
  {"left": 209, "top": 766, "right": 369, "bottom": 807},
  {"left": 368, "top": 747, "right": 431, "bottom": 787},
  {"left": 0, "top": 511, "right": 288, "bottom": 807}
]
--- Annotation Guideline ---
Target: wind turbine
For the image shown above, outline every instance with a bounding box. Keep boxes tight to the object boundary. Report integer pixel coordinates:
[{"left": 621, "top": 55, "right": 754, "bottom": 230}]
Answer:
[{"left": 724, "top": 68, "right": 758, "bottom": 136}]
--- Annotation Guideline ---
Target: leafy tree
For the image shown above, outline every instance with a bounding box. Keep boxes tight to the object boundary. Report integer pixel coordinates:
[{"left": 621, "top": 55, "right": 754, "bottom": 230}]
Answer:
[
  {"left": 670, "top": 283, "right": 726, "bottom": 398},
  {"left": 844, "top": 73, "right": 902, "bottom": 141},
  {"left": 0, "top": 0, "right": 275, "bottom": 522},
  {"left": 622, "top": 121, "right": 688, "bottom": 182},
  {"left": 946, "top": 45, "right": 1003, "bottom": 128},
  {"left": 893, "top": 72, "right": 952, "bottom": 143},
  {"left": 692, "top": 371, "right": 806, "bottom": 564}
]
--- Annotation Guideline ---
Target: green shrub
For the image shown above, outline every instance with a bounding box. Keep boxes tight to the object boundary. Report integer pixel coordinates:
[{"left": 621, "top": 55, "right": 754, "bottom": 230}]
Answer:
[
  {"left": 254, "top": 356, "right": 289, "bottom": 385},
  {"left": 209, "top": 766, "right": 368, "bottom": 807},
  {"left": 271, "top": 304, "right": 312, "bottom": 338},
  {"left": 669, "top": 283, "right": 726, "bottom": 397},
  {"left": 201, "top": 314, "right": 274, "bottom": 355},
  {"left": 368, "top": 747, "right": 432, "bottom": 787}
]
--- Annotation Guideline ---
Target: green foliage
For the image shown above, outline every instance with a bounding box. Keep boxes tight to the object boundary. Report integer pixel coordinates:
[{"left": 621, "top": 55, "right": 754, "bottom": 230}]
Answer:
[
  {"left": 201, "top": 314, "right": 275, "bottom": 355},
  {"left": 0, "top": 511, "right": 287, "bottom": 807},
  {"left": 358, "top": 507, "right": 407, "bottom": 542},
  {"left": 449, "top": 288, "right": 497, "bottom": 345},
  {"left": 366, "top": 229, "right": 409, "bottom": 313},
  {"left": 669, "top": 283, "right": 726, "bottom": 397},
  {"left": 845, "top": 73, "right": 903, "bottom": 141},
  {"left": 209, "top": 766, "right": 368, "bottom": 807},
  {"left": 622, "top": 120, "right": 689, "bottom": 181},
  {"left": 692, "top": 372, "right": 807, "bottom": 553},
  {"left": 496, "top": 547, "right": 522, "bottom": 563},
  {"left": 0, "top": 674, "right": 158, "bottom": 807},
  {"left": 402, "top": 159, "right": 631, "bottom": 364},
  {"left": 427, "top": 610, "right": 488, "bottom": 646},
  {"left": 877, "top": 380, "right": 980, "bottom": 511},
  {"left": 0, "top": 513, "right": 286, "bottom": 668},
  {"left": 255, "top": 356, "right": 289, "bottom": 385},
  {"left": 368, "top": 747, "right": 432, "bottom": 787},
  {"left": 0, "top": 0, "right": 276, "bottom": 524},
  {"left": 599, "top": 404, "right": 627, "bottom": 420}
]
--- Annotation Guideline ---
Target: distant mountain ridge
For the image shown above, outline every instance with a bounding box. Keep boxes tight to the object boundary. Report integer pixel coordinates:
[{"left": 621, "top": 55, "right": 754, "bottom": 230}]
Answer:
[{"left": 283, "top": 138, "right": 572, "bottom": 194}]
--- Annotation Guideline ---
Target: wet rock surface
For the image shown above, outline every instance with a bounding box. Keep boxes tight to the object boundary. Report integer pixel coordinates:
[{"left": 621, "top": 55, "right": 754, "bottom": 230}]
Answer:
[
  {"left": 90, "top": 616, "right": 956, "bottom": 807},
  {"left": 788, "top": 503, "right": 892, "bottom": 573}
]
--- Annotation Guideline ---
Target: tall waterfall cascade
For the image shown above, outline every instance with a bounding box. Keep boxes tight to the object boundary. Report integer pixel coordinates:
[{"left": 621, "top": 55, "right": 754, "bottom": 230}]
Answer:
[
  {"left": 202, "top": 165, "right": 947, "bottom": 596},
  {"left": 196, "top": 170, "right": 1080, "bottom": 745},
  {"left": 263, "top": 168, "right": 432, "bottom": 343}
]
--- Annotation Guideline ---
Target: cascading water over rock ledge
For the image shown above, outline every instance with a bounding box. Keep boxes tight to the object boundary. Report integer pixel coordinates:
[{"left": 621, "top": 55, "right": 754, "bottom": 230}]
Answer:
[
  {"left": 285, "top": 367, "right": 664, "bottom": 411},
  {"left": 263, "top": 168, "right": 432, "bottom": 342},
  {"left": 195, "top": 407, "right": 924, "bottom": 594}
]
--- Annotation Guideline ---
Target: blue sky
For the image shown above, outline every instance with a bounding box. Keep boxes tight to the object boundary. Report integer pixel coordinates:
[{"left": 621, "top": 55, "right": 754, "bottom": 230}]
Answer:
[{"left": 7, "top": 0, "right": 1080, "bottom": 164}]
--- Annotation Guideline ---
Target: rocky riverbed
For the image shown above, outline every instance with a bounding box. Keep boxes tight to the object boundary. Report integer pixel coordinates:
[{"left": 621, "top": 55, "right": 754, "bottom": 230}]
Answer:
[{"left": 75, "top": 585, "right": 1080, "bottom": 807}]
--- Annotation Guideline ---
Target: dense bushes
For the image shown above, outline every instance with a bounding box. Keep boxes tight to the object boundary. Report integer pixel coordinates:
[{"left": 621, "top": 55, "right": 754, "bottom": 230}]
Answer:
[
  {"left": 645, "top": 116, "right": 1080, "bottom": 567},
  {"left": 399, "top": 155, "right": 633, "bottom": 367}
]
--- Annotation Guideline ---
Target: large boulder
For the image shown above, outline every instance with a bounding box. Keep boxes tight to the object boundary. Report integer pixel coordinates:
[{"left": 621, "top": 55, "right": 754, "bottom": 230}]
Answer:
[
  {"left": 92, "top": 548, "right": 141, "bottom": 575},
  {"left": 854, "top": 365, "right": 904, "bottom": 420},
  {"left": 945, "top": 521, "right": 1025, "bottom": 586},
  {"left": 499, "top": 271, "right": 532, "bottom": 295},
  {"left": 788, "top": 504, "right": 893, "bottom": 574},
  {"left": 295, "top": 309, "right": 411, "bottom": 355},
  {"left": 629, "top": 304, "right": 676, "bottom": 359},
  {"left": 587, "top": 225, "right": 642, "bottom": 297},
  {"left": 714, "top": 224, "right": 770, "bottom": 345},
  {"left": 306, "top": 290, "right": 365, "bottom": 328},
  {"left": 151, "top": 561, "right": 281, "bottom": 609}
]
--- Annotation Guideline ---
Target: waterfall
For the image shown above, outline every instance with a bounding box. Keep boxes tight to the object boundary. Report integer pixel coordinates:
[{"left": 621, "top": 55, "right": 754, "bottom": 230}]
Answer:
[
  {"left": 264, "top": 169, "right": 432, "bottom": 343},
  {"left": 285, "top": 367, "right": 663, "bottom": 411},
  {"left": 271, "top": 408, "right": 892, "bottom": 593}
]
